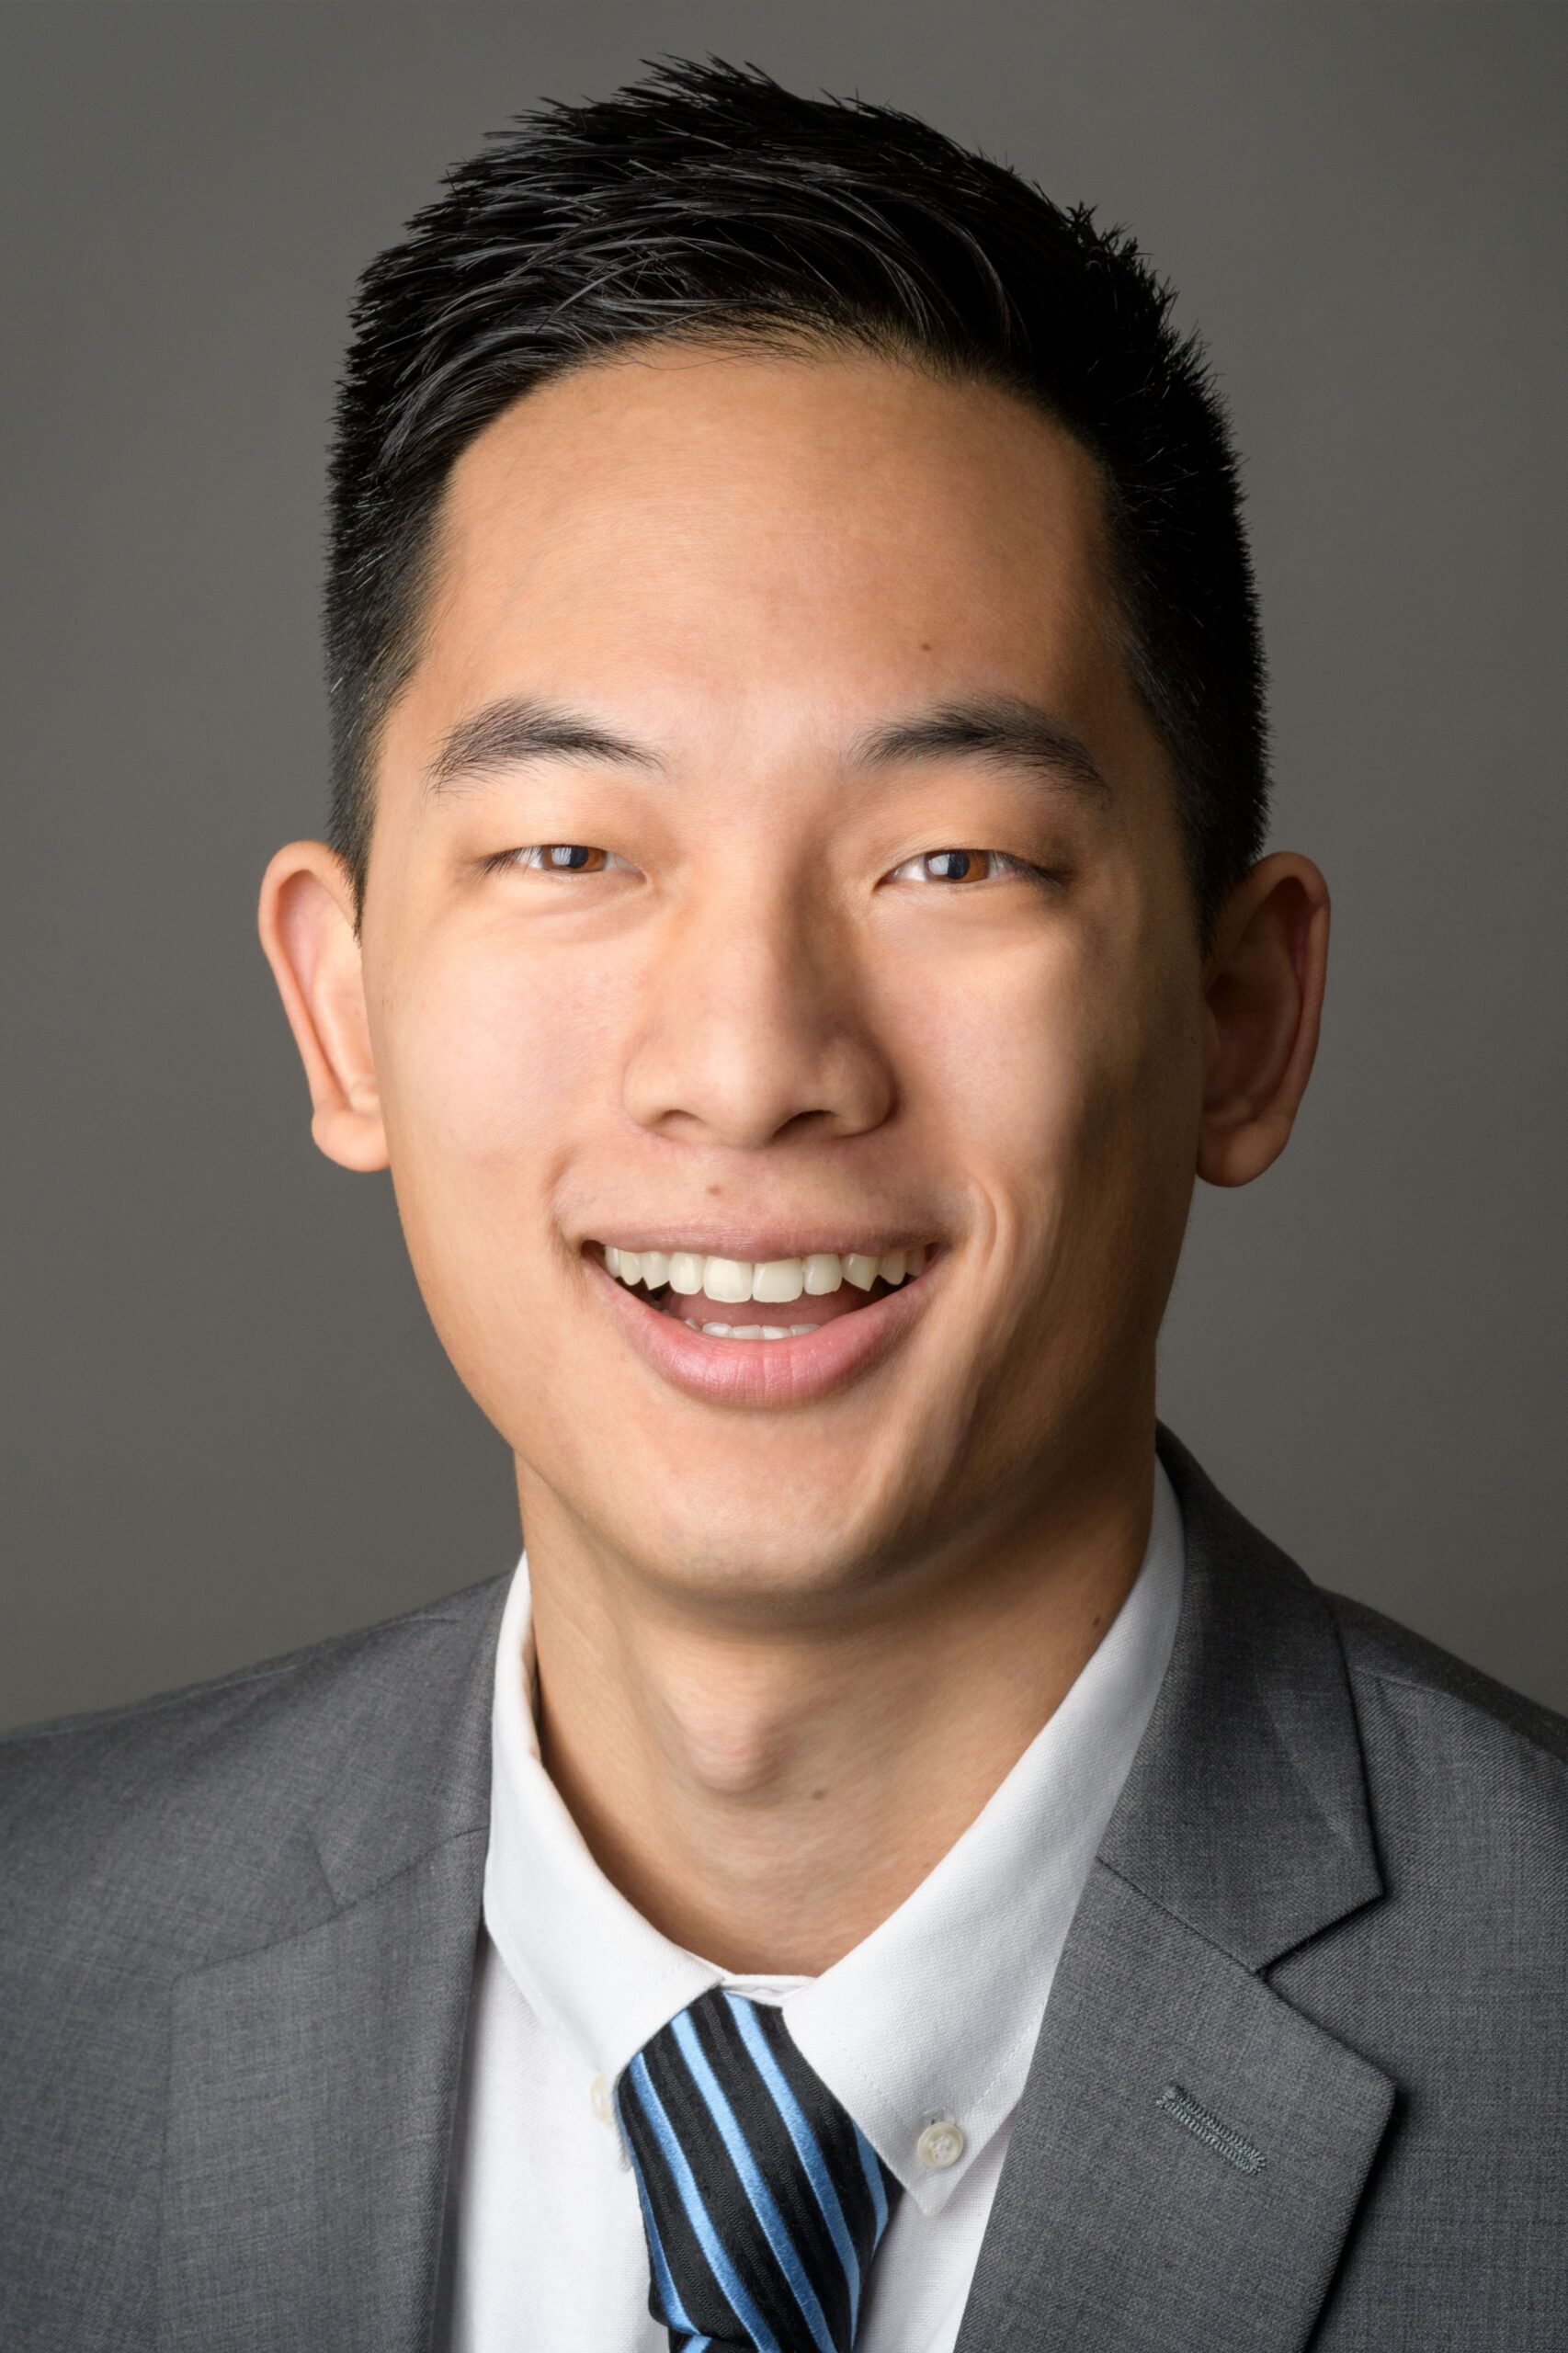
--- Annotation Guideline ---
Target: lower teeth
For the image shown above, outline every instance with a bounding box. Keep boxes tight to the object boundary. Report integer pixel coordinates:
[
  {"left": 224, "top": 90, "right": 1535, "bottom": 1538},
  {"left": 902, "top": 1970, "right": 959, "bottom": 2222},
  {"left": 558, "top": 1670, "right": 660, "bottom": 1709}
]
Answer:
[{"left": 691, "top": 1322, "right": 817, "bottom": 1339}]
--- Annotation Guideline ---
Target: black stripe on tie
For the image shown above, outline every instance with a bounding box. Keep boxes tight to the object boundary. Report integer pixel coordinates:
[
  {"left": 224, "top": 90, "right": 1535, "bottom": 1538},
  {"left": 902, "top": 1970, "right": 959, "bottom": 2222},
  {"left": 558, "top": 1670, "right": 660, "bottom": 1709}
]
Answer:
[
  {"left": 619, "top": 1986, "right": 903, "bottom": 2352},
  {"left": 744, "top": 2000, "right": 893, "bottom": 2264},
  {"left": 642, "top": 2015, "right": 809, "bottom": 2349},
  {"left": 693, "top": 1994, "right": 856, "bottom": 2348},
  {"left": 618, "top": 2063, "right": 747, "bottom": 2343}
]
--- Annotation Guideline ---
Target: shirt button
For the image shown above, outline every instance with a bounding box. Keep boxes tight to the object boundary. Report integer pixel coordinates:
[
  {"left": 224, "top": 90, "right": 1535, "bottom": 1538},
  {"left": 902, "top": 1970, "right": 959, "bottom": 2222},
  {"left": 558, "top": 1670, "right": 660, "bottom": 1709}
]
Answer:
[
  {"left": 589, "top": 2075, "right": 611, "bottom": 2124},
  {"left": 916, "top": 2119, "right": 965, "bottom": 2171}
]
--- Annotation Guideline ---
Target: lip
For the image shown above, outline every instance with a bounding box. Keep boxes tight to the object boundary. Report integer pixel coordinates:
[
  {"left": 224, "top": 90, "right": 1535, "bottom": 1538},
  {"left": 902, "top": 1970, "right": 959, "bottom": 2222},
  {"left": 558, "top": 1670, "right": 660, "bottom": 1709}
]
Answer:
[{"left": 589, "top": 1249, "right": 942, "bottom": 1408}]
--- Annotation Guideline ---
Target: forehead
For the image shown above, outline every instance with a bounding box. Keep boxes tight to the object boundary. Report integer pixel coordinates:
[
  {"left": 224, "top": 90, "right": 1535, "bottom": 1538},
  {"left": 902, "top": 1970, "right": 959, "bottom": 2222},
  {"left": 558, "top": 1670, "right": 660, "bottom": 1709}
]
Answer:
[{"left": 403, "top": 347, "right": 1132, "bottom": 748}]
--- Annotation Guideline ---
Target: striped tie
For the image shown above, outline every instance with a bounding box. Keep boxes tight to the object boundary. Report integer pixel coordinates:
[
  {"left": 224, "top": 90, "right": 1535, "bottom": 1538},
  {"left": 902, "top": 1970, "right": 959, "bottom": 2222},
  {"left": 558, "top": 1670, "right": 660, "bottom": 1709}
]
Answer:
[{"left": 617, "top": 1985, "right": 902, "bottom": 2352}]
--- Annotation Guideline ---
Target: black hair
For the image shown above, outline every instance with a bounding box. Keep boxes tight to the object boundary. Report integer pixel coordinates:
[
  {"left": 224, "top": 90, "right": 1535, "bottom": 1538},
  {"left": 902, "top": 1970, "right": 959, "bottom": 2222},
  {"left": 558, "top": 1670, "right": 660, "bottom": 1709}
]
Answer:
[{"left": 326, "top": 56, "right": 1268, "bottom": 946}]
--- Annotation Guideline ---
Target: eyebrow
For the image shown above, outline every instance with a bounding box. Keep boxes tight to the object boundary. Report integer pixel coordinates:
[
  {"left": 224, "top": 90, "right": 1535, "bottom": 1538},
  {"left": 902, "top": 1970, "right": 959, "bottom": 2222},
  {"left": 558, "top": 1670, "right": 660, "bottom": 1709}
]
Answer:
[
  {"left": 850, "top": 697, "right": 1111, "bottom": 804},
  {"left": 426, "top": 697, "right": 663, "bottom": 794},
  {"left": 425, "top": 690, "right": 1110, "bottom": 804}
]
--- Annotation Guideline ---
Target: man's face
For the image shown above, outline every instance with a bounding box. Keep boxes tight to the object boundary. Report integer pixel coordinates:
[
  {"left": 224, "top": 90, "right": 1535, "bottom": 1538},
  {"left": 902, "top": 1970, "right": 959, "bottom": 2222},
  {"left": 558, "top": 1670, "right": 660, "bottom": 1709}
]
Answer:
[{"left": 359, "top": 349, "right": 1203, "bottom": 1608}]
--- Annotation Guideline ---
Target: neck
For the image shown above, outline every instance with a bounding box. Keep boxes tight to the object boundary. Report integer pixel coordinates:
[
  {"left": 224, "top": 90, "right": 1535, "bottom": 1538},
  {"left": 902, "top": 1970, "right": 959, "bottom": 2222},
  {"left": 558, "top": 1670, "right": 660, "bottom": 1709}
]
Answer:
[{"left": 518, "top": 1423, "right": 1156, "bottom": 1977}]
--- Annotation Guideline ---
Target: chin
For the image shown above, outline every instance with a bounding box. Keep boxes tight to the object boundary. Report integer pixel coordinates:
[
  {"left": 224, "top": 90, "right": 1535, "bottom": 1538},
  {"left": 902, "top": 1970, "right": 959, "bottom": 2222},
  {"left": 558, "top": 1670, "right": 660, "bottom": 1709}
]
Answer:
[{"left": 616, "top": 1485, "right": 910, "bottom": 1609}]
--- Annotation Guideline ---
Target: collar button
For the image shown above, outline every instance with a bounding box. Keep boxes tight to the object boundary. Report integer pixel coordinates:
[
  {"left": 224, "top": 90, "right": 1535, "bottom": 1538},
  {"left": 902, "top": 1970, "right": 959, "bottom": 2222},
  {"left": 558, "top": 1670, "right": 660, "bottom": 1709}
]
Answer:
[{"left": 916, "top": 2118, "right": 965, "bottom": 2171}]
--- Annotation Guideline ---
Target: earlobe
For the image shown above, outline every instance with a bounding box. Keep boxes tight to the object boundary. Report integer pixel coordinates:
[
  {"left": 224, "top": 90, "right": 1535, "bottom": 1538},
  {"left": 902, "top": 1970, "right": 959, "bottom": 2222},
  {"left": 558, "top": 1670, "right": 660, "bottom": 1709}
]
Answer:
[
  {"left": 1197, "top": 852, "right": 1331, "bottom": 1189},
  {"left": 256, "top": 842, "right": 390, "bottom": 1173}
]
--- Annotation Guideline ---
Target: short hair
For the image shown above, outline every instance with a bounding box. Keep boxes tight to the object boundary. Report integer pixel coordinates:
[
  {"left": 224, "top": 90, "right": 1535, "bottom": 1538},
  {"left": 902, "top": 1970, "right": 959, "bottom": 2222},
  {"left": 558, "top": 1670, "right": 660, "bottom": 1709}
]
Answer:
[{"left": 326, "top": 56, "right": 1268, "bottom": 947}]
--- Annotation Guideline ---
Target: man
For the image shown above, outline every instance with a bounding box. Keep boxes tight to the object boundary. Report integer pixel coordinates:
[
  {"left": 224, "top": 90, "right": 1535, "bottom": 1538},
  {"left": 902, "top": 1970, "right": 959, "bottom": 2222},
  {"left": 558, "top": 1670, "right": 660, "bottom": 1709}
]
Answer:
[{"left": 2, "top": 54, "right": 1563, "bottom": 2353}]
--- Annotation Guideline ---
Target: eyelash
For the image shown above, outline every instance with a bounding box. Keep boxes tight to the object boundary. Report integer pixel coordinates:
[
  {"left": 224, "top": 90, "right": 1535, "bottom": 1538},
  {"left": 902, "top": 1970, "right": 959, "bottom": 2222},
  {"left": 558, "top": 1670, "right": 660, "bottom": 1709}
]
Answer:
[
  {"left": 484, "top": 844, "right": 625, "bottom": 876},
  {"left": 483, "top": 846, "right": 1060, "bottom": 888},
  {"left": 886, "top": 849, "right": 1052, "bottom": 887}
]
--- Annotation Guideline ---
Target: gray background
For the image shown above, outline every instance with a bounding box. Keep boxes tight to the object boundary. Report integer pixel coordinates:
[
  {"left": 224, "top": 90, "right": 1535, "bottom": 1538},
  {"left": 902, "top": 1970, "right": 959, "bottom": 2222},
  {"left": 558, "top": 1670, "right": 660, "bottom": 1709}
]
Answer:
[{"left": 3, "top": 1, "right": 1564, "bottom": 1730}]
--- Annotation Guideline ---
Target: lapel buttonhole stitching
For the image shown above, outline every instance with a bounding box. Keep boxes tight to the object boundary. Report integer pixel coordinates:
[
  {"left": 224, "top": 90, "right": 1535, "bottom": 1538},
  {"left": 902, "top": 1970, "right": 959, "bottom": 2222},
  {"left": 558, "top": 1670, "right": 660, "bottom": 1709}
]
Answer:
[{"left": 1154, "top": 2082, "right": 1267, "bottom": 2175}]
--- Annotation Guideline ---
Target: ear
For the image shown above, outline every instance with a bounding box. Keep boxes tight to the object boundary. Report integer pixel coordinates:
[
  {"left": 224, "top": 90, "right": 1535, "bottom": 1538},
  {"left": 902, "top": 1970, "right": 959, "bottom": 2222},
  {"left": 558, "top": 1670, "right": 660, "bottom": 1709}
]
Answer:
[
  {"left": 256, "top": 841, "right": 389, "bottom": 1172},
  {"left": 1198, "top": 851, "right": 1331, "bottom": 1188}
]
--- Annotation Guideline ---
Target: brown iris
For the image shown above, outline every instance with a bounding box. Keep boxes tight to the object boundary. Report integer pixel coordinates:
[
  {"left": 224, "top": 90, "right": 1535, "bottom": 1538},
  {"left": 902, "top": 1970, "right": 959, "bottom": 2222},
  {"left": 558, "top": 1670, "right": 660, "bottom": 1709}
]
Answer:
[
  {"left": 539, "top": 844, "right": 608, "bottom": 871},
  {"left": 920, "top": 849, "right": 990, "bottom": 882}
]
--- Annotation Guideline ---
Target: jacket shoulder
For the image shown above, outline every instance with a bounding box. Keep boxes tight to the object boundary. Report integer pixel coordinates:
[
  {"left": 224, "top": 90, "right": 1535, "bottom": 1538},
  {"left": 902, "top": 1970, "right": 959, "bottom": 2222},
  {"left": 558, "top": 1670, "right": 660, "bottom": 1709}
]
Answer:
[
  {"left": 1314, "top": 1584, "right": 1568, "bottom": 1929},
  {"left": 0, "top": 1568, "right": 507, "bottom": 1766},
  {"left": 0, "top": 1574, "right": 507, "bottom": 1972},
  {"left": 1324, "top": 1585, "right": 1568, "bottom": 1772},
  {"left": 0, "top": 1579, "right": 506, "bottom": 2348}
]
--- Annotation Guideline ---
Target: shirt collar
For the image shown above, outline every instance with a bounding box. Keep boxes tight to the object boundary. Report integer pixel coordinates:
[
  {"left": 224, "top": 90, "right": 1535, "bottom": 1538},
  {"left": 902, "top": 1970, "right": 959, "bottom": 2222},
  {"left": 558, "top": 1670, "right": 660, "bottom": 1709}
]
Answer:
[{"left": 483, "top": 1461, "right": 1183, "bottom": 2215}]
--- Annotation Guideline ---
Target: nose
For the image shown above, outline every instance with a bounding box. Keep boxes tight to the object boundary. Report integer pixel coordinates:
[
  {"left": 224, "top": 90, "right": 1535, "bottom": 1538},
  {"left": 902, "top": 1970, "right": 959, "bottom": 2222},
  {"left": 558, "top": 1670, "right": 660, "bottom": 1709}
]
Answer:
[{"left": 620, "top": 879, "right": 894, "bottom": 1151}]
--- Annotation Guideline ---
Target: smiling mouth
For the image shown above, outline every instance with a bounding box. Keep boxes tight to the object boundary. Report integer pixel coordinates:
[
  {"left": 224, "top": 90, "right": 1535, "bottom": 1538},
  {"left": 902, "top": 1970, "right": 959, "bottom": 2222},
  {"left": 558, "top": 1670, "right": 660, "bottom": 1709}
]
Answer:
[{"left": 590, "top": 1242, "right": 935, "bottom": 1338}]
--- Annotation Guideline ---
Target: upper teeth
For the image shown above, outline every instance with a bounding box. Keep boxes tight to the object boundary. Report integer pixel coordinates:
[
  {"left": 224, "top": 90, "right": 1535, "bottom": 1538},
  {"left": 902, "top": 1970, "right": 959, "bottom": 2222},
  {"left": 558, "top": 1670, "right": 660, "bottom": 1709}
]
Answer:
[{"left": 600, "top": 1245, "right": 927, "bottom": 1301}]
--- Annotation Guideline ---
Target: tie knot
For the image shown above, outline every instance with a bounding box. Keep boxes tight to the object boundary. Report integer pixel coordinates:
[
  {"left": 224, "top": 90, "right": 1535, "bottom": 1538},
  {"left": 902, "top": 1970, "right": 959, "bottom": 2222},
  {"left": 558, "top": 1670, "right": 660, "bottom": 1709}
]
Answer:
[{"left": 617, "top": 1986, "right": 900, "bottom": 2352}]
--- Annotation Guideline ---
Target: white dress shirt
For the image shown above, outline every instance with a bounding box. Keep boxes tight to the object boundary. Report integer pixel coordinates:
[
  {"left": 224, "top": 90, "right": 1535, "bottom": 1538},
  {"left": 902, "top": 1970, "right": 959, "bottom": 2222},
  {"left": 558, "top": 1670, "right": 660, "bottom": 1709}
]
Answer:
[{"left": 443, "top": 1461, "right": 1184, "bottom": 2351}]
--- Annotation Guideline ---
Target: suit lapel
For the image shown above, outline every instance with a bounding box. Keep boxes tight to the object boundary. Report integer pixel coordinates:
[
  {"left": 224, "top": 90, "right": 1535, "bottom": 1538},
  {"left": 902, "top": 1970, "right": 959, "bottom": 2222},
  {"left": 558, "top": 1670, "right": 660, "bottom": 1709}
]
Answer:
[
  {"left": 160, "top": 1831, "right": 485, "bottom": 2351},
  {"left": 954, "top": 1863, "right": 1393, "bottom": 2352},
  {"left": 957, "top": 1428, "right": 1394, "bottom": 2353},
  {"left": 154, "top": 1438, "right": 1393, "bottom": 2349},
  {"left": 157, "top": 1579, "right": 506, "bottom": 2351}
]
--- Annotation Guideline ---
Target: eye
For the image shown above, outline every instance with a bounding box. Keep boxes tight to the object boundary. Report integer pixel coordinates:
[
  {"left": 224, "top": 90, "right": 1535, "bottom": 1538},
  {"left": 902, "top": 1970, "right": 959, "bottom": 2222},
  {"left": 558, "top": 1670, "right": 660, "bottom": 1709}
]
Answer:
[
  {"left": 888, "top": 848, "right": 1041, "bottom": 886},
  {"left": 486, "top": 843, "right": 625, "bottom": 876}
]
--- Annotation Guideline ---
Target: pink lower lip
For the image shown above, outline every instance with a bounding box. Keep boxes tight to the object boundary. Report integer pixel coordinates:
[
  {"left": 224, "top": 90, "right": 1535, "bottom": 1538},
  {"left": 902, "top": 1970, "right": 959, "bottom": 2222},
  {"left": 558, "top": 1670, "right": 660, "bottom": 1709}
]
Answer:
[{"left": 588, "top": 1253, "right": 940, "bottom": 1408}]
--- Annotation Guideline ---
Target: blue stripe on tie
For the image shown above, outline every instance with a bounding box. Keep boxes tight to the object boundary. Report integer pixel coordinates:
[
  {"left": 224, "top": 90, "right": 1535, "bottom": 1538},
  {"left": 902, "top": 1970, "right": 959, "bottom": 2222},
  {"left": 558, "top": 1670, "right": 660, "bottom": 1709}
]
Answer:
[
  {"left": 671, "top": 2008, "right": 838, "bottom": 2353},
  {"left": 630, "top": 2052, "right": 783, "bottom": 2353},
  {"left": 853, "top": 2121, "right": 890, "bottom": 2244},
  {"left": 723, "top": 1995, "right": 864, "bottom": 2326},
  {"left": 627, "top": 2117, "right": 698, "bottom": 2336}
]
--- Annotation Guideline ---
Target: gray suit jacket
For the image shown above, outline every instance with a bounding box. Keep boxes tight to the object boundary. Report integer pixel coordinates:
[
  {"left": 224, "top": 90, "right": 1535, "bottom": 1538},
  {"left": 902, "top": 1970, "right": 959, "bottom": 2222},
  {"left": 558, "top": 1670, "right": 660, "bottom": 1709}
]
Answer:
[{"left": 3, "top": 1427, "right": 1565, "bottom": 2349}]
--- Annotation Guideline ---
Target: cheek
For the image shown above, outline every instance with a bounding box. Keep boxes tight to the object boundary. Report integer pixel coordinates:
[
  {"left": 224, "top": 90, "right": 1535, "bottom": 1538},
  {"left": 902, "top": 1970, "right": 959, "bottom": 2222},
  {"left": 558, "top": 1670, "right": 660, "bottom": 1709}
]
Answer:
[
  {"left": 909, "top": 923, "right": 1197, "bottom": 1267},
  {"left": 907, "top": 936, "right": 1099, "bottom": 1190},
  {"left": 368, "top": 937, "right": 629, "bottom": 1427},
  {"left": 378, "top": 938, "right": 618, "bottom": 1182}
]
